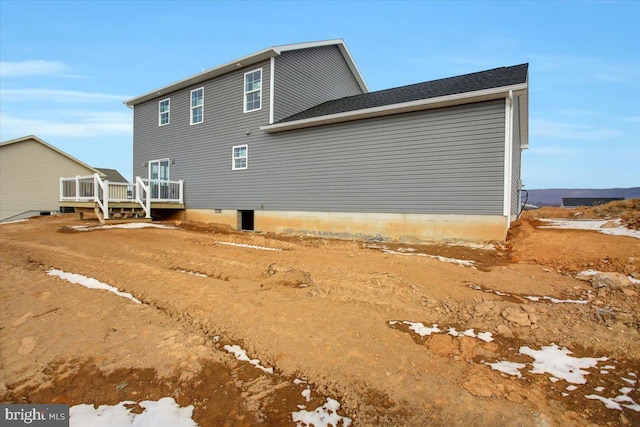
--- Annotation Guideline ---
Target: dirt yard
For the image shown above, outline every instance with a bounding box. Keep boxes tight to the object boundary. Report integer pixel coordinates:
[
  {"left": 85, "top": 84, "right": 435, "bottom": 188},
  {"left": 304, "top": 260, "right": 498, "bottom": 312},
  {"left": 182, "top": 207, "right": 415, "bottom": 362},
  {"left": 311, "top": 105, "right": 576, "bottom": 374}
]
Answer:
[{"left": 1, "top": 201, "right": 639, "bottom": 426}]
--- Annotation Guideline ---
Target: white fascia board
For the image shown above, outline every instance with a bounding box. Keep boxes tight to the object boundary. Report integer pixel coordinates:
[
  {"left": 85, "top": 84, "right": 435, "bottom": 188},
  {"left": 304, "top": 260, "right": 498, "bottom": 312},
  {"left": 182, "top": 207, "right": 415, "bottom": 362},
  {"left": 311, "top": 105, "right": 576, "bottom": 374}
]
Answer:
[
  {"left": 261, "top": 83, "right": 528, "bottom": 133},
  {"left": 124, "top": 48, "right": 277, "bottom": 106},
  {"left": 269, "top": 57, "right": 275, "bottom": 124},
  {"left": 503, "top": 92, "right": 514, "bottom": 218},
  {"left": 272, "top": 39, "right": 345, "bottom": 53}
]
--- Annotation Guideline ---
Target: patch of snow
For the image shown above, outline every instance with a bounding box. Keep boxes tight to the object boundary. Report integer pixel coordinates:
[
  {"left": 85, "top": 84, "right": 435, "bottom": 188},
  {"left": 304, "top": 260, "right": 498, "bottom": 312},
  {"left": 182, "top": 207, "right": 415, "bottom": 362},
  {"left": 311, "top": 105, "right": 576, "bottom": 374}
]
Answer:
[
  {"left": 446, "top": 327, "right": 494, "bottom": 342},
  {"left": 622, "top": 377, "right": 637, "bottom": 385},
  {"left": 566, "top": 385, "right": 578, "bottom": 391},
  {"left": 476, "top": 332, "right": 494, "bottom": 342},
  {"left": 380, "top": 248, "right": 475, "bottom": 267},
  {"left": 524, "top": 295, "right": 589, "bottom": 304},
  {"left": 595, "top": 386, "right": 605, "bottom": 392},
  {"left": 519, "top": 344, "right": 607, "bottom": 384},
  {"left": 224, "top": 344, "right": 273, "bottom": 374},
  {"left": 629, "top": 276, "right": 640, "bottom": 285},
  {"left": 291, "top": 398, "right": 351, "bottom": 427},
  {"left": 70, "top": 223, "right": 175, "bottom": 231},
  {"left": 485, "top": 361, "right": 526, "bottom": 378},
  {"left": 630, "top": 372, "right": 638, "bottom": 377},
  {"left": 177, "top": 269, "right": 207, "bottom": 278},
  {"left": 70, "top": 397, "right": 197, "bottom": 427},
  {"left": 603, "top": 365, "right": 616, "bottom": 370},
  {"left": 301, "top": 388, "right": 312, "bottom": 402},
  {"left": 390, "top": 321, "right": 441, "bottom": 336},
  {"left": 215, "top": 241, "right": 281, "bottom": 251},
  {"left": 537, "top": 219, "right": 640, "bottom": 239},
  {"left": 47, "top": 269, "right": 141, "bottom": 304},
  {"left": 585, "top": 394, "right": 623, "bottom": 410},
  {"left": 601, "top": 370, "right": 609, "bottom": 374}
]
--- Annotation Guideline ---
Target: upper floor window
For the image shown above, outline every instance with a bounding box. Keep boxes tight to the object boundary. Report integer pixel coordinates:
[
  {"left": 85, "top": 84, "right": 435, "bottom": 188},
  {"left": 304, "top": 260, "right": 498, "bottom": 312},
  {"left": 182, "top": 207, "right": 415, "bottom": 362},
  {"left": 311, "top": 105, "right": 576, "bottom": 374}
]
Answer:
[
  {"left": 159, "top": 98, "right": 170, "bottom": 126},
  {"left": 244, "top": 69, "right": 262, "bottom": 113},
  {"left": 190, "top": 88, "right": 203, "bottom": 125},
  {"left": 232, "top": 145, "right": 248, "bottom": 170}
]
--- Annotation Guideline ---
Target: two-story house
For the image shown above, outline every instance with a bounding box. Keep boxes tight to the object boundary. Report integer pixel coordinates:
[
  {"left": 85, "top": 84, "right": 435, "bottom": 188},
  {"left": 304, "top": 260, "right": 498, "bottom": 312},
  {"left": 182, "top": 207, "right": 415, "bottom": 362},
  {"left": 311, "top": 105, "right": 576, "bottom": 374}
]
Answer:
[{"left": 124, "top": 39, "right": 529, "bottom": 241}]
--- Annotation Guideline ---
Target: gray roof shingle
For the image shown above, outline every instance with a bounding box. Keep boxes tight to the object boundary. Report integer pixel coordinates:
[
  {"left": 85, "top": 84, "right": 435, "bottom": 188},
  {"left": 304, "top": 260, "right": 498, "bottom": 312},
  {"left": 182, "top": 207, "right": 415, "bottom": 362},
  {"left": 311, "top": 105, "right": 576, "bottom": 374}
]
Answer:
[{"left": 278, "top": 63, "right": 528, "bottom": 123}]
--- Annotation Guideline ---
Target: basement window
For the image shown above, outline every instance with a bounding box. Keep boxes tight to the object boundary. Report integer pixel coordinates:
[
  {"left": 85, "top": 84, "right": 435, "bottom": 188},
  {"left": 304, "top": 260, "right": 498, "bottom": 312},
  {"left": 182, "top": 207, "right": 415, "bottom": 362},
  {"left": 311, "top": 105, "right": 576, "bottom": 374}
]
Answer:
[{"left": 232, "top": 144, "right": 248, "bottom": 170}]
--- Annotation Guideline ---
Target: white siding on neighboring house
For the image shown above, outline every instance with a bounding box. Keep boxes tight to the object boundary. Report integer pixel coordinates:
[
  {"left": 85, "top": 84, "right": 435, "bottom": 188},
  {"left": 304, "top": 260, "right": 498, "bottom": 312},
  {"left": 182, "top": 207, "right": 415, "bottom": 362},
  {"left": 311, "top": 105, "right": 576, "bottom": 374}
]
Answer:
[{"left": 0, "top": 137, "right": 97, "bottom": 221}]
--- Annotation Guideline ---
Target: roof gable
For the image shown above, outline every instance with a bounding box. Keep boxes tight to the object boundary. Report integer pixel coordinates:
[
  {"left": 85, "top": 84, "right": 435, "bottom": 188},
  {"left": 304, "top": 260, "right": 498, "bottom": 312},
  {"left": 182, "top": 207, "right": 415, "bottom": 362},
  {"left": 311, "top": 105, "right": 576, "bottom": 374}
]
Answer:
[
  {"left": 124, "top": 39, "right": 367, "bottom": 107},
  {"left": 95, "top": 168, "right": 128, "bottom": 183},
  {"left": 0, "top": 135, "right": 102, "bottom": 175}
]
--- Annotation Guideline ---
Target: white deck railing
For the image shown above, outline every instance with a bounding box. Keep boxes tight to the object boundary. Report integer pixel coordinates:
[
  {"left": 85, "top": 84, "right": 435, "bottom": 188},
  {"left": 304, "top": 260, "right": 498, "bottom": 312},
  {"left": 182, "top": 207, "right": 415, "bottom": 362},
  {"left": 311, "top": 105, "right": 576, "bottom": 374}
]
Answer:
[{"left": 60, "top": 174, "right": 183, "bottom": 219}]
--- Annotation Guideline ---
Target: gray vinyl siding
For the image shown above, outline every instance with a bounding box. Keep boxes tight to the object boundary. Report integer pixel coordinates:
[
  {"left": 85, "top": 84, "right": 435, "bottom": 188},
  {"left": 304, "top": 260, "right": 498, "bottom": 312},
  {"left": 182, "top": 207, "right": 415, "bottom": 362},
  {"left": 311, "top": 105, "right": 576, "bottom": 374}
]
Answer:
[
  {"left": 136, "top": 92, "right": 505, "bottom": 215},
  {"left": 273, "top": 46, "right": 364, "bottom": 122},
  {"left": 133, "top": 59, "right": 271, "bottom": 187},
  {"left": 510, "top": 96, "right": 522, "bottom": 216}
]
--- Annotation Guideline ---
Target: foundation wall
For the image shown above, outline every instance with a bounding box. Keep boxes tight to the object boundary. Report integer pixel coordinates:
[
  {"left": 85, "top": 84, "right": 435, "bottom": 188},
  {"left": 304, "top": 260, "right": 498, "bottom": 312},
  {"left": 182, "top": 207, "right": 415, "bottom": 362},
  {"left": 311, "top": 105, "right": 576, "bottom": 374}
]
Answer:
[{"left": 185, "top": 209, "right": 509, "bottom": 242}]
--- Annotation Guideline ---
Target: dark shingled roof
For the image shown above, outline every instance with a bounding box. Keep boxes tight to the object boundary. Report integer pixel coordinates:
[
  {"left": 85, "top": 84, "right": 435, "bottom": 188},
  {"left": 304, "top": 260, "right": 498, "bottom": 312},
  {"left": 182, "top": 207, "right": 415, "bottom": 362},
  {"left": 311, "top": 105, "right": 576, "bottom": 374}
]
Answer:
[
  {"left": 96, "top": 168, "right": 129, "bottom": 183},
  {"left": 279, "top": 63, "right": 528, "bottom": 123}
]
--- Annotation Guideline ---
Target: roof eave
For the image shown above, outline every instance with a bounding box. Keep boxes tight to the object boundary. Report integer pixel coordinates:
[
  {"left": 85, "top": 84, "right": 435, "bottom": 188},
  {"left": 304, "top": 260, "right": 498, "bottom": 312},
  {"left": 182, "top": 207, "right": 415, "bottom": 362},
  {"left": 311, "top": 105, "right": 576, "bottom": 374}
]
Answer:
[
  {"left": 124, "top": 48, "right": 278, "bottom": 107},
  {"left": 261, "top": 83, "right": 528, "bottom": 134},
  {"left": 0, "top": 135, "right": 103, "bottom": 175},
  {"left": 124, "top": 39, "right": 368, "bottom": 107}
]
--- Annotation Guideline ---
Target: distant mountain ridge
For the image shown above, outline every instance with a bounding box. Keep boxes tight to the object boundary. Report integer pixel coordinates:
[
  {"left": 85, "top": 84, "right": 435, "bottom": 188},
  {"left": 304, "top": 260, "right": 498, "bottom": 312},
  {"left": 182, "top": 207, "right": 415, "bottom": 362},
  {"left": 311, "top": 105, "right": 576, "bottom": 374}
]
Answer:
[{"left": 524, "top": 187, "right": 640, "bottom": 207}]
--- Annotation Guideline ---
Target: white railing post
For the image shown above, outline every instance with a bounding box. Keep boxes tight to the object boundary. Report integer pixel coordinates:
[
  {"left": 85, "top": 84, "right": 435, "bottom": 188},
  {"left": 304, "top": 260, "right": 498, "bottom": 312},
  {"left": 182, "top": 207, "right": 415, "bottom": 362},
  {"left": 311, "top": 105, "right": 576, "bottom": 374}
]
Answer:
[
  {"left": 75, "top": 176, "right": 80, "bottom": 201},
  {"left": 179, "top": 180, "right": 184, "bottom": 204},
  {"left": 103, "top": 179, "right": 109, "bottom": 220},
  {"left": 59, "top": 177, "right": 64, "bottom": 201}
]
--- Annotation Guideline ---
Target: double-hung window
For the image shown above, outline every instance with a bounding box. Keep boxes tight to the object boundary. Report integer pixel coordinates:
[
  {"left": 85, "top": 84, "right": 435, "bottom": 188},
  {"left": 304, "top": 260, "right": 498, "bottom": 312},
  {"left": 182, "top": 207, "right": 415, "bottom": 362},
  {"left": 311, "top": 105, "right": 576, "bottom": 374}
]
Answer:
[
  {"left": 159, "top": 99, "right": 170, "bottom": 126},
  {"left": 244, "top": 69, "right": 262, "bottom": 112},
  {"left": 190, "top": 87, "right": 204, "bottom": 125},
  {"left": 232, "top": 145, "right": 248, "bottom": 170}
]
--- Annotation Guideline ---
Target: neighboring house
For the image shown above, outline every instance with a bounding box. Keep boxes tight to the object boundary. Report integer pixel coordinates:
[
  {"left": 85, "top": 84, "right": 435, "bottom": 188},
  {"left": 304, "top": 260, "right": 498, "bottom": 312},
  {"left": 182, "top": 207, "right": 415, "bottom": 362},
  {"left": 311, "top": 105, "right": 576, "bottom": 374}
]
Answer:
[
  {"left": 124, "top": 39, "right": 529, "bottom": 241},
  {"left": 0, "top": 135, "right": 104, "bottom": 222},
  {"left": 95, "top": 168, "right": 129, "bottom": 184},
  {"left": 562, "top": 197, "right": 624, "bottom": 208}
]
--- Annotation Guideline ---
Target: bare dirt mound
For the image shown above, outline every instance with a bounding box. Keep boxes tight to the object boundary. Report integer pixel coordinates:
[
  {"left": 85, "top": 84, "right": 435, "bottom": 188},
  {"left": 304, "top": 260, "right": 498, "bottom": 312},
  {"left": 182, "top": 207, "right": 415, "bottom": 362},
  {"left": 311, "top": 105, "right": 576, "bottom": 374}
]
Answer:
[{"left": 1, "top": 214, "right": 639, "bottom": 426}]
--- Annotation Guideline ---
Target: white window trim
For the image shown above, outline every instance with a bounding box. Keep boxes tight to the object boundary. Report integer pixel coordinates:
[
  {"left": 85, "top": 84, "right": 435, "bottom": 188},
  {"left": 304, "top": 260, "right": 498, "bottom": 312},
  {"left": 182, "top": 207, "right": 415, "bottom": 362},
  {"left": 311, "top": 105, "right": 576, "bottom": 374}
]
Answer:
[
  {"left": 190, "top": 87, "right": 204, "bottom": 125},
  {"left": 243, "top": 68, "right": 262, "bottom": 113},
  {"left": 232, "top": 144, "right": 248, "bottom": 170},
  {"left": 158, "top": 98, "right": 170, "bottom": 126}
]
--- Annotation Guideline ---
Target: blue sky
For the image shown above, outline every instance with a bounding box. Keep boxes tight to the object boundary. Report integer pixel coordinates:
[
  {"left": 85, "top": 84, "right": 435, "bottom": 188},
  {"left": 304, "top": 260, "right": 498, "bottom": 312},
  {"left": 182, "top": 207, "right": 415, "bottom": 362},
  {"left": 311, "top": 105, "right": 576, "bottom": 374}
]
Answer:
[{"left": 1, "top": 1, "right": 638, "bottom": 189}]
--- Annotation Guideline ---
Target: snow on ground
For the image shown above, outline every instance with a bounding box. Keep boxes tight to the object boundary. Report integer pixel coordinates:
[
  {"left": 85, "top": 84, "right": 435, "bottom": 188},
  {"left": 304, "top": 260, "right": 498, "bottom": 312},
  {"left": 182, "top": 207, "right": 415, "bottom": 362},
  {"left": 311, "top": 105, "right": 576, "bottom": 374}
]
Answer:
[
  {"left": 176, "top": 269, "right": 208, "bottom": 278},
  {"left": 389, "top": 321, "right": 441, "bottom": 336},
  {"left": 537, "top": 219, "right": 640, "bottom": 239},
  {"left": 470, "top": 285, "right": 589, "bottom": 305},
  {"left": 390, "top": 321, "right": 494, "bottom": 342},
  {"left": 485, "top": 361, "right": 527, "bottom": 378},
  {"left": 70, "top": 223, "right": 175, "bottom": 231},
  {"left": 485, "top": 343, "right": 640, "bottom": 412},
  {"left": 47, "top": 269, "right": 141, "bottom": 304},
  {"left": 524, "top": 295, "right": 589, "bottom": 304},
  {"left": 70, "top": 397, "right": 198, "bottom": 427},
  {"left": 215, "top": 241, "right": 281, "bottom": 251},
  {"left": 223, "top": 344, "right": 274, "bottom": 374},
  {"left": 373, "top": 246, "right": 476, "bottom": 267},
  {"left": 291, "top": 398, "right": 352, "bottom": 427},
  {"left": 519, "top": 344, "right": 607, "bottom": 384}
]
